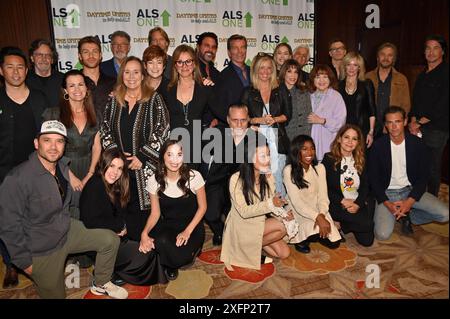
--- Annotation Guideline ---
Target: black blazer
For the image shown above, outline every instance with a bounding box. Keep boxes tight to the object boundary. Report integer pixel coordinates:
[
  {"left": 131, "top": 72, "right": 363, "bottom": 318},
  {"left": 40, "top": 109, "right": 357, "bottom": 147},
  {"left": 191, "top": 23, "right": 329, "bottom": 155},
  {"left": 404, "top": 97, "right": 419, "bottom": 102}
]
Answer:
[
  {"left": 100, "top": 58, "right": 117, "bottom": 79},
  {"left": 79, "top": 174, "right": 126, "bottom": 233},
  {"left": 368, "top": 133, "right": 430, "bottom": 204},
  {"left": 199, "top": 60, "right": 221, "bottom": 85},
  {"left": 338, "top": 79, "right": 376, "bottom": 136},
  {"left": 322, "top": 153, "right": 369, "bottom": 216},
  {"left": 241, "top": 86, "right": 291, "bottom": 154},
  {"left": 217, "top": 64, "right": 250, "bottom": 115}
]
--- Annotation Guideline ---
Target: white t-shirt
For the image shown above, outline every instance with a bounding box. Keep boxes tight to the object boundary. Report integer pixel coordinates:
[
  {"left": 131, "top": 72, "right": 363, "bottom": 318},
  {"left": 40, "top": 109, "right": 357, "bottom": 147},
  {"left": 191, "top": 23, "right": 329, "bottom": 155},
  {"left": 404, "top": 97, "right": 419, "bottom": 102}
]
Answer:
[
  {"left": 146, "top": 170, "right": 205, "bottom": 198},
  {"left": 388, "top": 140, "right": 411, "bottom": 189},
  {"left": 340, "top": 156, "right": 360, "bottom": 200}
]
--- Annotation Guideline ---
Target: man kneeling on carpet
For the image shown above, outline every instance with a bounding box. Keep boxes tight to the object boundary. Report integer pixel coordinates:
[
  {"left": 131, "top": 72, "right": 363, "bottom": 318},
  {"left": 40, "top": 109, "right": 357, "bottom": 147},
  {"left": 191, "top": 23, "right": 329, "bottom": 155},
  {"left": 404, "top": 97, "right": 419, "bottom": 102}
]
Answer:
[
  {"left": 0, "top": 121, "right": 128, "bottom": 299},
  {"left": 220, "top": 135, "right": 292, "bottom": 270}
]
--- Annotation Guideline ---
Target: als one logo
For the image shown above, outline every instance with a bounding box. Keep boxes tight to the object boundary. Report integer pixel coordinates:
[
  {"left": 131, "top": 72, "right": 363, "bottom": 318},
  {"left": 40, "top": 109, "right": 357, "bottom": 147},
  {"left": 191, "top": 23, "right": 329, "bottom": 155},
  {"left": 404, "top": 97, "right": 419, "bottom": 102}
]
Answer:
[
  {"left": 180, "top": 34, "right": 200, "bottom": 44},
  {"left": 136, "top": 9, "right": 171, "bottom": 27},
  {"left": 52, "top": 4, "right": 80, "bottom": 28},
  {"left": 261, "top": 35, "right": 289, "bottom": 51},
  {"left": 222, "top": 11, "right": 253, "bottom": 28}
]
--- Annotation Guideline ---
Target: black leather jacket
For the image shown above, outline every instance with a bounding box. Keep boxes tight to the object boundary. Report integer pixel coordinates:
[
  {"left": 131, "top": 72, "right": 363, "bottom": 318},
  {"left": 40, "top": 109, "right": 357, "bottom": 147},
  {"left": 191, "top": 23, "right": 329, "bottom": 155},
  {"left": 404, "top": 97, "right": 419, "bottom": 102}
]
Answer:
[
  {"left": 338, "top": 79, "right": 376, "bottom": 136},
  {"left": 241, "top": 86, "right": 291, "bottom": 154}
]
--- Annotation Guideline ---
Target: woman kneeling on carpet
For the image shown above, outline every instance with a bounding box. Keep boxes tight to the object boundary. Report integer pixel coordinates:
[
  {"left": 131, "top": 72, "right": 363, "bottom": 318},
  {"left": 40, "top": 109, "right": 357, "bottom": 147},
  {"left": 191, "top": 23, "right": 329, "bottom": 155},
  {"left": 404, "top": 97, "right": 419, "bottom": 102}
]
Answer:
[
  {"left": 140, "top": 139, "right": 206, "bottom": 281},
  {"left": 321, "top": 124, "right": 374, "bottom": 246},
  {"left": 283, "top": 135, "right": 342, "bottom": 254},
  {"left": 80, "top": 148, "right": 167, "bottom": 285},
  {"left": 220, "top": 136, "right": 291, "bottom": 270}
]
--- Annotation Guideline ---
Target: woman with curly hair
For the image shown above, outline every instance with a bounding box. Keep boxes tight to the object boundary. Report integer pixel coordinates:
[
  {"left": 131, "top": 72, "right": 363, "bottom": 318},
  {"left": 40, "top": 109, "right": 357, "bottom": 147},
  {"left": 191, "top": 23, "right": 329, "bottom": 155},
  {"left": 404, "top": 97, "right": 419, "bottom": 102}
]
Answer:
[{"left": 321, "top": 124, "right": 374, "bottom": 246}]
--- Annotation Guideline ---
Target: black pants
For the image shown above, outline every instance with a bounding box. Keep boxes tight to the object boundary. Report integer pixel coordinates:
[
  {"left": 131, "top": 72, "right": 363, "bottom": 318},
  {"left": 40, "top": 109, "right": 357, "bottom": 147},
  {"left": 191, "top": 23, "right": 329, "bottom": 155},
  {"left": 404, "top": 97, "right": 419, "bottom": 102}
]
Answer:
[
  {"left": 330, "top": 198, "right": 375, "bottom": 247},
  {"left": 204, "top": 183, "right": 226, "bottom": 237},
  {"left": 422, "top": 128, "right": 448, "bottom": 196}
]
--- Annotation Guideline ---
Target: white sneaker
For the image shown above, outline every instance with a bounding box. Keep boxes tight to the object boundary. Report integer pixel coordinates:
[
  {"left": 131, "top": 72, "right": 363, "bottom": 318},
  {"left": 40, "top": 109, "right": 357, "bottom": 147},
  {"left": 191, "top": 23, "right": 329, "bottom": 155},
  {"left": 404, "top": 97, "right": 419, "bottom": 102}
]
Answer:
[{"left": 90, "top": 281, "right": 128, "bottom": 299}]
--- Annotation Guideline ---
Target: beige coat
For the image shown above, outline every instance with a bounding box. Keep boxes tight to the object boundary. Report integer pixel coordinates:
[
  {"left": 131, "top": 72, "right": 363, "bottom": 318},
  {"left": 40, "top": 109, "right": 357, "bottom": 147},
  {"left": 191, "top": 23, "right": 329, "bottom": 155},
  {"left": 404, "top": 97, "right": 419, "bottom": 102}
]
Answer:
[
  {"left": 220, "top": 172, "right": 276, "bottom": 271},
  {"left": 283, "top": 164, "right": 341, "bottom": 244},
  {"left": 365, "top": 67, "right": 411, "bottom": 114}
]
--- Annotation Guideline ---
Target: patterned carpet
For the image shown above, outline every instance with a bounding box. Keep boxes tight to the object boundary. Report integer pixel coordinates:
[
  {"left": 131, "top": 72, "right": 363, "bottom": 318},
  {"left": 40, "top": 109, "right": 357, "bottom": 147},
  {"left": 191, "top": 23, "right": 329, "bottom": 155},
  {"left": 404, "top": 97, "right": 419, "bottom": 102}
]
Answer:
[{"left": 1, "top": 184, "right": 448, "bottom": 299}]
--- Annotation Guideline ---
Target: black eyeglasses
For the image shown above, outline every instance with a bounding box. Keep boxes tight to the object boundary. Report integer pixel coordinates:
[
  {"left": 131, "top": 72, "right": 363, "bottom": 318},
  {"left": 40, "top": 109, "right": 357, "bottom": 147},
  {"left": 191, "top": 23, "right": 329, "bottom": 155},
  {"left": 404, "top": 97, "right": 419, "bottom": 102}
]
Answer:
[
  {"left": 175, "top": 59, "right": 194, "bottom": 67},
  {"left": 53, "top": 174, "right": 65, "bottom": 199}
]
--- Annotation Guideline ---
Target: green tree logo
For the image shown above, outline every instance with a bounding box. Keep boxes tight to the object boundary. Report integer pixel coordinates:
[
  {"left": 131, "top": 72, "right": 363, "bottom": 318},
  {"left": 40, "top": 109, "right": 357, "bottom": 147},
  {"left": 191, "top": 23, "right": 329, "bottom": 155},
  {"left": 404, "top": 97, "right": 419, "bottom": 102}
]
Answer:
[
  {"left": 244, "top": 12, "right": 253, "bottom": 28},
  {"left": 161, "top": 10, "right": 171, "bottom": 27},
  {"left": 66, "top": 4, "right": 80, "bottom": 28}
]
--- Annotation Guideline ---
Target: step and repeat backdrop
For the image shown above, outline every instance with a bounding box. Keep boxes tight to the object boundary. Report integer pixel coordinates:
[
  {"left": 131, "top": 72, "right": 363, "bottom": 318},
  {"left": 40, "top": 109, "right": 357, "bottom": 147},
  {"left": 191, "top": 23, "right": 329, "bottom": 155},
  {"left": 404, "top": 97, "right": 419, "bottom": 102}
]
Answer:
[{"left": 50, "top": 0, "right": 315, "bottom": 72}]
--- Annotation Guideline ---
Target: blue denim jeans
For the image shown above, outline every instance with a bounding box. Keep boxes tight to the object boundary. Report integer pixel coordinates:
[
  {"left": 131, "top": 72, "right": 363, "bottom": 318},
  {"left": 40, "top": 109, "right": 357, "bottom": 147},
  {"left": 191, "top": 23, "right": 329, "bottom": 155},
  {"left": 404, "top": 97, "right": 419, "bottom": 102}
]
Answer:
[
  {"left": 374, "top": 186, "right": 449, "bottom": 240},
  {"left": 270, "top": 153, "right": 286, "bottom": 197}
]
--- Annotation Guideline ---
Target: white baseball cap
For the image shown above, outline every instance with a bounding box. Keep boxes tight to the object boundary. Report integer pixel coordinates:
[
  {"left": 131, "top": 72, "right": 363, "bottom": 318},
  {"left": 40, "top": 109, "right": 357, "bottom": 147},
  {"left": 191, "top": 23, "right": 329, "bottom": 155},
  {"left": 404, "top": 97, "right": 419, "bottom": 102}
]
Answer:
[{"left": 38, "top": 120, "right": 67, "bottom": 138}]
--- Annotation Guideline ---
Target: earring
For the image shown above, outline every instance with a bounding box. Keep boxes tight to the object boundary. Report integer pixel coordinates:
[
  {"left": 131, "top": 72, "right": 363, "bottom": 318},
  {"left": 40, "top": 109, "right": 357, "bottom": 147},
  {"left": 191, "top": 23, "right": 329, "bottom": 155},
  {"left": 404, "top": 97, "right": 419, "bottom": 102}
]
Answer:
[{"left": 63, "top": 93, "right": 69, "bottom": 100}]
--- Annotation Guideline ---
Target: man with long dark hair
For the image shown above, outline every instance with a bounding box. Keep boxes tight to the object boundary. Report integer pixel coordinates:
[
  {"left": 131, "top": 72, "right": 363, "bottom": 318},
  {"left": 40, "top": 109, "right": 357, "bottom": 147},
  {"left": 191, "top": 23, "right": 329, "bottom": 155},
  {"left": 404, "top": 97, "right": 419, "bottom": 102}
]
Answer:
[{"left": 409, "top": 34, "right": 449, "bottom": 196}]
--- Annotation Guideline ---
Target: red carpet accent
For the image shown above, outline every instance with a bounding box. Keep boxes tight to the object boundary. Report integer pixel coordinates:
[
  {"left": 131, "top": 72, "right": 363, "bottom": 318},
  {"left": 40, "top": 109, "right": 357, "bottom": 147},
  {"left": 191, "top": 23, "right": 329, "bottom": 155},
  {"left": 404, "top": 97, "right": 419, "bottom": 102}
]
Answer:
[
  {"left": 83, "top": 284, "right": 151, "bottom": 299},
  {"left": 197, "top": 249, "right": 223, "bottom": 265},
  {"left": 224, "top": 263, "right": 275, "bottom": 283}
]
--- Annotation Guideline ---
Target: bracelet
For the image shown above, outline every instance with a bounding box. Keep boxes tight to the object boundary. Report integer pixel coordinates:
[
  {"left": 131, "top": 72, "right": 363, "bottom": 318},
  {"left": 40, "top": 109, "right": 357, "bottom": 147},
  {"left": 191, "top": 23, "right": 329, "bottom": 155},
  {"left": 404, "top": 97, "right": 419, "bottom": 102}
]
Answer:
[{"left": 322, "top": 118, "right": 326, "bottom": 125}]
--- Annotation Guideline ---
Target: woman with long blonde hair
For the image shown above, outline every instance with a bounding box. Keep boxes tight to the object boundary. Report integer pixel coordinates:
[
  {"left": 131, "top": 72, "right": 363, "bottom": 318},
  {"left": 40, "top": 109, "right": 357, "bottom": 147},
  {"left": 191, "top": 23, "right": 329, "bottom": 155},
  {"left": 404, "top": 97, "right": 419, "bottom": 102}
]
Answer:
[
  {"left": 338, "top": 52, "right": 376, "bottom": 148},
  {"left": 241, "top": 53, "right": 290, "bottom": 196},
  {"left": 321, "top": 124, "right": 374, "bottom": 246}
]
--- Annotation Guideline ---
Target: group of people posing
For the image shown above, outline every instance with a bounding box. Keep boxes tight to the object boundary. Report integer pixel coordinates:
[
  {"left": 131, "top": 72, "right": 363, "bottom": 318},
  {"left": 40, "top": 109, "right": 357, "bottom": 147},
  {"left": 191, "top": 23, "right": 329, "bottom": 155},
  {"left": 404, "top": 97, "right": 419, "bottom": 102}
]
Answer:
[{"left": 0, "top": 28, "right": 448, "bottom": 299}]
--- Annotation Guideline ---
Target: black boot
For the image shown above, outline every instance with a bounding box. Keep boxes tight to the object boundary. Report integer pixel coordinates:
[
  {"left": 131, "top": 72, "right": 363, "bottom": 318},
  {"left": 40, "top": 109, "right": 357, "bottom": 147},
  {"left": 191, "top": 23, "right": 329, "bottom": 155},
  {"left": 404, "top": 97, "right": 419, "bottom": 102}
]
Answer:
[
  {"left": 294, "top": 242, "right": 311, "bottom": 254},
  {"left": 164, "top": 268, "right": 179, "bottom": 281},
  {"left": 400, "top": 215, "right": 414, "bottom": 235}
]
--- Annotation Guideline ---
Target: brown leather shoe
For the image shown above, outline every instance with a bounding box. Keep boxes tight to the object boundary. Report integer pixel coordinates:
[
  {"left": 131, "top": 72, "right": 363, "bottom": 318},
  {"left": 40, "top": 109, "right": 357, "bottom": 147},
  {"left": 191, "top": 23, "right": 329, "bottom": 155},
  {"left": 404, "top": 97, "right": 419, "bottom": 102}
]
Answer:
[{"left": 2, "top": 266, "right": 19, "bottom": 289}]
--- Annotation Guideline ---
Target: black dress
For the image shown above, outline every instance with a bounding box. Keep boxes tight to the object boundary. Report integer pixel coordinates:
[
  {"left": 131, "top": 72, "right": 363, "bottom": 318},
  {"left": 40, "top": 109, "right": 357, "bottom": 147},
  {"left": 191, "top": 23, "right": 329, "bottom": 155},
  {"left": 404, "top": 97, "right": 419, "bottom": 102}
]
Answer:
[{"left": 150, "top": 190, "right": 205, "bottom": 269}]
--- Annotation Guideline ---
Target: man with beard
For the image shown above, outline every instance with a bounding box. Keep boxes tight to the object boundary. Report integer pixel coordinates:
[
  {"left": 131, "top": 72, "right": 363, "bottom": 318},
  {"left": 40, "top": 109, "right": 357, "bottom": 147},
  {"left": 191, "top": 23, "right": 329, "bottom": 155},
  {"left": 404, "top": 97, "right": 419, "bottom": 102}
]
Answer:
[
  {"left": 197, "top": 32, "right": 221, "bottom": 127},
  {"left": 366, "top": 42, "right": 410, "bottom": 138},
  {"left": 148, "top": 27, "right": 173, "bottom": 80},
  {"left": 197, "top": 32, "right": 220, "bottom": 84},
  {"left": 100, "top": 31, "right": 131, "bottom": 79},
  {"left": 78, "top": 36, "right": 115, "bottom": 123},
  {"left": 0, "top": 120, "right": 128, "bottom": 299},
  {"left": 26, "top": 39, "right": 63, "bottom": 109},
  {"left": 409, "top": 35, "right": 449, "bottom": 196}
]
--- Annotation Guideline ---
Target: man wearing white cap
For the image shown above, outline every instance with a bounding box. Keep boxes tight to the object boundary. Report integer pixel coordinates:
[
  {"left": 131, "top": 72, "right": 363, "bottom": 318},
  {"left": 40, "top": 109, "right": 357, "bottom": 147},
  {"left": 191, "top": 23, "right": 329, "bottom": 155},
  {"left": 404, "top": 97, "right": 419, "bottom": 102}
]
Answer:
[{"left": 0, "top": 120, "right": 128, "bottom": 299}]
